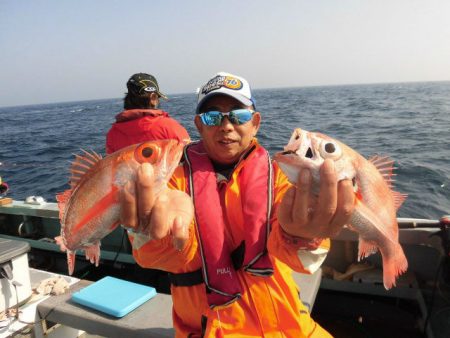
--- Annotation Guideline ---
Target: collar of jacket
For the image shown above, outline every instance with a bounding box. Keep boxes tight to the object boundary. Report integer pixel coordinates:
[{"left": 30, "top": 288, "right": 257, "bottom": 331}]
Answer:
[{"left": 114, "top": 109, "right": 169, "bottom": 122}]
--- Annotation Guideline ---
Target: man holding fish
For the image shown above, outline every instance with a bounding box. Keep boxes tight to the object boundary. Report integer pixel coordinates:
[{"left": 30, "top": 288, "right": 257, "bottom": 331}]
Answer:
[{"left": 119, "top": 72, "right": 356, "bottom": 337}]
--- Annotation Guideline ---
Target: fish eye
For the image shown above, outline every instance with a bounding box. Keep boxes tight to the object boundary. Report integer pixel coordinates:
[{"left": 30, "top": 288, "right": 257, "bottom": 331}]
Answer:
[
  {"left": 319, "top": 140, "right": 342, "bottom": 160},
  {"left": 134, "top": 143, "right": 161, "bottom": 164},
  {"left": 324, "top": 143, "right": 336, "bottom": 153},
  {"left": 141, "top": 147, "right": 154, "bottom": 158}
]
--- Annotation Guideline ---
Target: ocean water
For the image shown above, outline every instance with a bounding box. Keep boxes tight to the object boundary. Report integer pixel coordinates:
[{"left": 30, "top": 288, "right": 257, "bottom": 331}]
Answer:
[{"left": 0, "top": 82, "right": 449, "bottom": 219}]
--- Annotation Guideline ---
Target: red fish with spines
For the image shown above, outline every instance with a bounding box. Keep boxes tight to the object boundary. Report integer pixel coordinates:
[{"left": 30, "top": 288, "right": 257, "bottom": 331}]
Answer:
[
  {"left": 274, "top": 128, "right": 408, "bottom": 289},
  {"left": 56, "top": 139, "right": 185, "bottom": 275}
]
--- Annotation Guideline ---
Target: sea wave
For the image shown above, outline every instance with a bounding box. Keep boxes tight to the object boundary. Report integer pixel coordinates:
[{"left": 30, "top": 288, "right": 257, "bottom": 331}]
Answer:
[{"left": 1, "top": 82, "right": 449, "bottom": 219}]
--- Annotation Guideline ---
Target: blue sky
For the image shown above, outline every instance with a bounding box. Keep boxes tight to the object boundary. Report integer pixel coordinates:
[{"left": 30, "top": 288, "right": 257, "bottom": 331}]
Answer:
[{"left": 1, "top": 0, "right": 449, "bottom": 107}]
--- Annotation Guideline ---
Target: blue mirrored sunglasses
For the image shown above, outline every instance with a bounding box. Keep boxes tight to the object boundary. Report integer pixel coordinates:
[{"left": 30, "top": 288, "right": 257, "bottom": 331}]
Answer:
[{"left": 199, "top": 109, "right": 255, "bottom": 126}]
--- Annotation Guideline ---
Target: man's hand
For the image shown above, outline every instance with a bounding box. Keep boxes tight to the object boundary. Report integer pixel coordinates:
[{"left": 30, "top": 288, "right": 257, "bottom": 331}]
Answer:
[
  {"left": 277, "top": 159, "right": 354, "bottom": 239},
  {"left": 120, "top": 163, "right": 194, "bottom": 250}
]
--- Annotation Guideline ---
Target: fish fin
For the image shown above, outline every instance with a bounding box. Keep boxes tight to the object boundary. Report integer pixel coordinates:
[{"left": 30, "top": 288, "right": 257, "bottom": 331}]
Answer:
[
  {"left": 69, "top": 149, "right": 103, "bottom": 189},
  {"left": 56, "top": 189, "right": 72, "bottom": 222},
  {"left": 84, "top": 224, "right": 118, "bottom": 267},
  {"left": 368, "top": 155, "right": 407, "bottom": 210},
  {"left": 358, "top": 238, "right": 378, "bottom": 261},
  {"left": 381, "top": 243, "right": 408, "bottom": 290},
  {"left": 84, "top": 242, "right": 101, "bottom": 267},
  {"left": 67, "top": 250, "right": 76, "bottom": 275},
  {"left": 368, "top": 155, "right": 396, "bottom": 188},
  {"left": 353, "top": 200, "right": 398, "bottom": 246},
  {"left": 393, "top": 191, "right": 408, "bottom": 210}
]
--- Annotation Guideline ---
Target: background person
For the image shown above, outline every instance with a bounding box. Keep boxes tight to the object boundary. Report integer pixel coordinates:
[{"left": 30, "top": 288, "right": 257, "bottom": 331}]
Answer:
[
  {"left": 0, "top": 176, "right": 9, "bottom": 198},
  {"left": 120, "top": 72, "right": 355, "bottom": 337},
  {"left": 106, "top": 72, "right": 190, "bottom": 154}
]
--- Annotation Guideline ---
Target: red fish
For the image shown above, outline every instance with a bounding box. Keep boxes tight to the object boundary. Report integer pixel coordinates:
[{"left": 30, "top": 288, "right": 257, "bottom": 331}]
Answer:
[
  {"left": 56, "top": 139, "right": 185, "bottom": 275},
  {"left": 274, "top": 128, "right": 408, "bottom": 289}
]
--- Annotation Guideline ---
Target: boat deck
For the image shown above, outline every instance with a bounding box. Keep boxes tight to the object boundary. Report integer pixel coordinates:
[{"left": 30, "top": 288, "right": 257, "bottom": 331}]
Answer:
[
  {"left": 1, "top": 267, "right": 322, "bottom": 338},
  {"left": 1, "top": 201, "right": 450, "bottom": 337}
]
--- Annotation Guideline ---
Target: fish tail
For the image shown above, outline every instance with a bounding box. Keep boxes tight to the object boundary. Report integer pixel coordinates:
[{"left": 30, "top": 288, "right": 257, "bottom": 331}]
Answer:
[
  {"left": 67, "top": 250, "right": 76, "bottom": 275},
  {"left": 382, "top": 243, "right": 408, "bottom": 290}
]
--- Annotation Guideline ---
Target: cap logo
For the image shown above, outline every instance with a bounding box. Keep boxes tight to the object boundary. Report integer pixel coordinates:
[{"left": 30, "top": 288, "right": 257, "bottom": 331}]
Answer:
[
  {"left": 135, "top": 79, "right": 158, "bottom": 94},
  {"left": 201, "top": 75, "right": 243, "bottom": 95},
  {"left": 143, "top": 86, "right": 156, "bottom": 92},
  {"left": 224, "top": 76, "right": 242, "bottom": 90}
]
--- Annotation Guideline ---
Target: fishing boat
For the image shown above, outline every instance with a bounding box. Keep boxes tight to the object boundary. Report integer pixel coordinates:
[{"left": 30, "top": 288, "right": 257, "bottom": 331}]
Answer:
[{"left": 0, "top": 198, "right": 449, "bottom": 337}]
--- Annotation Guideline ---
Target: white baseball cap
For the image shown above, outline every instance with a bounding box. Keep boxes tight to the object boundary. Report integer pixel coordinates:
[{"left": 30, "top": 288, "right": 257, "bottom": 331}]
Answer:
[{"left": 196, "top": 72, "right": 256, "bottom": 113}]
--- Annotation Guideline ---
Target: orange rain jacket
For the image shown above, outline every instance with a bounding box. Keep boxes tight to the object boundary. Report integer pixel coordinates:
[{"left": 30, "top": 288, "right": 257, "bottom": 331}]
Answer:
[{"left": 130, "top": 140, "right": 332, "bottom": 338}]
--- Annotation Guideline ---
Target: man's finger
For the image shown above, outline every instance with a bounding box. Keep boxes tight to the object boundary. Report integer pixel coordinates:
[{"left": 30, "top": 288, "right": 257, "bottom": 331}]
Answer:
[
  {"left": 120, "top": 181, "right": 138, "bottom": 229},
  {"left": 137, "top": 163, "right": 156, "bottom": 225},
  {"left": 329, "top": 179, "right": 355, "bottom": 235},
  {"left": 172, "top": 216, "right": 189, "bottom": 251},
  {"left": 314, "top": 159, "right": 337, "bottom": 225},
  {"left": 277, "top": 187, "right": 295, "bottom": 228},
  {"left": 292, "top": 169, "right": 312, "bottom": 225},
  {"left": 149, "top": 193, "right": 169, "bottom": 239}
]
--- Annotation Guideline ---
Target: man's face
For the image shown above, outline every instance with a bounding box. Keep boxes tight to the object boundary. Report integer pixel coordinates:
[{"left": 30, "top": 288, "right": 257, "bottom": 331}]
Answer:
[{"left": 194, "top": 95, "right": 261, "bottom": 165}]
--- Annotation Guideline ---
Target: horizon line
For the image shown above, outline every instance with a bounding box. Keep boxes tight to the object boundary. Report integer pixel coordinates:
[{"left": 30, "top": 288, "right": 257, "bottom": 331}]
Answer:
[{"left": 1, "top": 79, "right": 449, "bottom": 109}]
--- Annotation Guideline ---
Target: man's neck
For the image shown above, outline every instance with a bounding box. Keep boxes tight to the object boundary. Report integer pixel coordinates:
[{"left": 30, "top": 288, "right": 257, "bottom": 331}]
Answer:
[
  {"left": 210, "top": 142, "right": 257, "bottom": 180},
  {"left": 212, "top": 161, "right": 237, "bottom": 181}
]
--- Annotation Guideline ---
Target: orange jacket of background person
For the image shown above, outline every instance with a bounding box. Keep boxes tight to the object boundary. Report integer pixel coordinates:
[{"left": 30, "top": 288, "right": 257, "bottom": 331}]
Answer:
[
  {"left": 129, "top": 140, "right": 332, "bottom": 338},
  {"left": 106, "top": 109, "right": 190, "bottom": 154}
]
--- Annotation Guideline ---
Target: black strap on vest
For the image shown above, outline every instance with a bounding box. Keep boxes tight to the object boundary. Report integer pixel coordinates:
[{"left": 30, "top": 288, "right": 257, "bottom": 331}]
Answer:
[
  {"left": 168, "top": 269, "right": 203, "bottom": 287},
  {"left": 200, "top": 315, "right": 208, "bottom": 338},
  {"left": 231, "top": 241, "right": 245, "bottom": 270},
  {"left": 168, "top": 242, "right": 247, "bottom": 287}
]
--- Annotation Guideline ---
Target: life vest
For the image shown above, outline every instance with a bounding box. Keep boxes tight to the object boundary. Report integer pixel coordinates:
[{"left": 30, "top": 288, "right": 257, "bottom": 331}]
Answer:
[{"left": 184, "top": 141, "right": 274, "bottom": 308}]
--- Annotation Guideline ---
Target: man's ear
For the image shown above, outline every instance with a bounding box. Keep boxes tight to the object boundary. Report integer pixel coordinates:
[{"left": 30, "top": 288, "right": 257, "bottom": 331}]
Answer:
[
  {"left": 194, "top": 115, "right": 203, "bottom": 133},
  {"left": 149, "top": 92, "right": 159, "bottom": 108},
  {"left": 252, "top": 112, "right": 261, "bottom": 134}
]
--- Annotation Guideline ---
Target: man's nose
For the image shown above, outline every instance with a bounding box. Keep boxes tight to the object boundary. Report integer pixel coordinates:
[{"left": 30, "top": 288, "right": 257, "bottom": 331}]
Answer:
[{"left": 220, "top": 116, "right": 234, "bottom": 130}]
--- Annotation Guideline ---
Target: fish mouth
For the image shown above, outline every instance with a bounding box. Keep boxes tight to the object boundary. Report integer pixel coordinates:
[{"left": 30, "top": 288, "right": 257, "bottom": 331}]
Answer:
[
  {"left": 279, "top": 147, "right": 314, "bottom": 159},
  {"left": 280, "top": 150, "right": 296, "bottom": 155},
  {"left": 304, "top": 147, "right": 313, "bottom": 158}
]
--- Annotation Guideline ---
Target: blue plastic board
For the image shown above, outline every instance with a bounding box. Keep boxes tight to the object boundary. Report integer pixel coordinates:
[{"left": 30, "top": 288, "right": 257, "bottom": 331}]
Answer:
[{"left": 71, "top": 276, "right": 157, "bottom": 317}]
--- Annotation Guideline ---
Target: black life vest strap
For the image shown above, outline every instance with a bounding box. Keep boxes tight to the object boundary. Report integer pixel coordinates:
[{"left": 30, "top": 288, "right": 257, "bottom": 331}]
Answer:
[
  {"left": 168, "top": 269, "right": 203, "bottom": 287},
  {"left": 231, "top": 240, "right": 245, "bottom": 270}
]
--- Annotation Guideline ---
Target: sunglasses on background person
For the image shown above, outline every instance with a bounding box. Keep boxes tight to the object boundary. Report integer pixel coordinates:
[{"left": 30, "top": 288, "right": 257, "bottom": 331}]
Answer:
[{"left": 199, "top": 109, "right": 255, "bottom": 126}]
